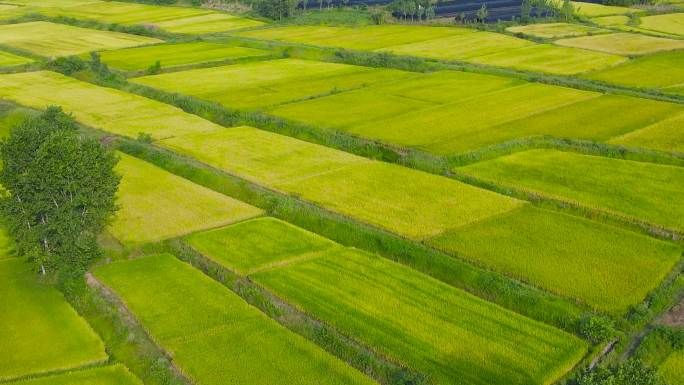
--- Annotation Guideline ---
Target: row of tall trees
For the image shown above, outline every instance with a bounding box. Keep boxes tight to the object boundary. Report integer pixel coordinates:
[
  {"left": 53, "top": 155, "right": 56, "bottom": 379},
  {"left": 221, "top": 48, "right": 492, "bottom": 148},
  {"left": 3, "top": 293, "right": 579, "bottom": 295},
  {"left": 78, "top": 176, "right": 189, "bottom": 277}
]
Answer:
[{"left": 387, "top": 0, "right": 438, "bottom": 21}]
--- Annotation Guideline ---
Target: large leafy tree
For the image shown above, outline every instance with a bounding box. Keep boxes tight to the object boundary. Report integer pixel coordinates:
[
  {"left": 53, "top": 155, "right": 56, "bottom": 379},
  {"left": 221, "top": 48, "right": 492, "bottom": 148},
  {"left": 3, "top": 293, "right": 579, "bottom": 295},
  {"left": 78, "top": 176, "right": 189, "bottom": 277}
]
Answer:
[{"left": 0, "top": 106, "right": 120, "bottom": 276}]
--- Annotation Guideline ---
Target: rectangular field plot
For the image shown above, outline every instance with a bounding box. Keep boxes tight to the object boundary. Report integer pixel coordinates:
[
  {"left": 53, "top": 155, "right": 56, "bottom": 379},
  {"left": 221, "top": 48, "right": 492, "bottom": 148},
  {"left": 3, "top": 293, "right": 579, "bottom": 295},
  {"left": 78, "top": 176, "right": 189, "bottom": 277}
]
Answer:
[
  {"left": 252, "top": 247, "right": 587, "bottom": 385},
  {"left": 565, "top": 1, "right": 637, "bottom": 16},
  {"left": 428, "top": 206, "right": 681, "bottom": 315},
  {"left": 160, "top": 127, "right": 523, "bottom": 240},
  {"left": 3, "top": 365, "right": 142, "bottom": 385},
  {"left": 555, "top": 33, "right": 684, "bottom": 55},
  {"left": 110, "top": 153, "right": 262, "bottom": 245},
  {"left": 0, "top": 258, "right": 107, "bottom": 381},
  {"left": 186, "top": 217, "right": 337, "bottom": 274},
  {"left": 93, "top": 254, "right": 375, "bottom": 385},
  {"left": 0, "top": 71, "right": 222, "bottom": 139},
  {"left": 97, "top": 42, "right": 269, "bottom": 71},
  {"left": 639, "top": 13, "right": 684, "bottom": 36},
  {"left": 609, "top": 111, "right": 684, "bottom": 153},
  {"left": 236, "top": 24, "right": 471, "bottom": 50},
  {"left": 0, "top": 21, "right": 161, "bottom": 57},
  {"left": 660, "top": 350, "right": 684, "bottom": 385},
  {"left": 0, "top": 51, "right": 32, "bottom": 67},
  {"left": 456, "top": 149, "right": 684, "bottom": 232},
  {"left": 506, "top": 22, "right": 608, "bottom": 38},
  {"left": 131, "top": 58, "right": 413, "bottom": 110},
  {"left": 26, "top": 0, "right": 264, "bottom": 34},
  {"left": 584, "top": 50, "right": 684, "bottom": 93}
]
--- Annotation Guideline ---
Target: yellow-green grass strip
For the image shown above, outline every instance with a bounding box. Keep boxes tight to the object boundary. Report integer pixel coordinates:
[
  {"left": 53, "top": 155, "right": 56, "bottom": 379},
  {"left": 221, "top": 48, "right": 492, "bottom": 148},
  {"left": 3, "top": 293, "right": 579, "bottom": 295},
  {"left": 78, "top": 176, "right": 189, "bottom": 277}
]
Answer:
[
  {"left": 253, "top": 247, "right": 588, "bottom": 385},
  {"left": 467, "top": 44, "right": 626, "bottom": 75},
  {"left": 0, "top": 71, "right": 223, "bottom": 140},
  {"left": 659, "top": 350, "right": 684, "bottom": 385},
  {"left": 591, "top": 15, "right": 630, "bottom": 26},
  {"left": 236, "top": 24, "right": 472, "bottom": 50},
  {"left": 154, "top": 13, "right": 264, "bottom": 34},
  {"left": 562, "top": 1, "right": 637, "bottom": 16},
  {"left": 506, "top": 22, "right": 608, "bottom": 39},
  {"left": 186, "top": 217, "right": 338, "bottom": 275},
  {"left": 0, "top": 258, "right": 107, "bottom": 381},
  {"left": 3, "top": 365, "right": 142, "bottom": 385},
  {"left": 583, "top": 49, "right": 684, "bottom": 91},
  {"left": 639, "top": 13, "right": 684, "bottom": 37},
  {"left": 556, "top": 32, "right": 684, "bottom": 56},
  {"left": 427, "top": 206, "right": 682, "bottom": 315},
  {"left": 0, "top": 50, "right": 32, "bottom": 67},
  {"left": 0, "top": 21, "right": 161, "bottom": 57},
  {"left": 131, "top": 58, "right": 414, "bottom": 110},
  {"left": 608, "top": 110, "right": 684, "bottom": 153},
  {"left": 110, "top": 153, "right": 262, "bottom": 245},
  {"left": 456, "top": 149, "right": 684, "bottom": 232},
  {"left": 97, "top": 42, "right": 269, "bottom": 71},
  {"left": 93, "top": 254, "right": 377, "bottom": 385},
  {"left": 159, "top": 126, "right": 523, "bottom": 240}
]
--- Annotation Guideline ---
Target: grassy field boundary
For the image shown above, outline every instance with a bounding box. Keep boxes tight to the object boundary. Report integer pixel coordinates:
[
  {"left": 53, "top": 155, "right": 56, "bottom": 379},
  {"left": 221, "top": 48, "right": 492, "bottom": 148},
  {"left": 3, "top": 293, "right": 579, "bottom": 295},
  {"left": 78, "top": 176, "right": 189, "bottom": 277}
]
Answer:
[
  {"left": 154, "top": 239, "right": 428, "bottom": 385},
  {"left": 111, "top": 135, "right": 593, "bottom": 334},
  {"left": 450, "top": 169, "right": 684, "bottom": 242}
]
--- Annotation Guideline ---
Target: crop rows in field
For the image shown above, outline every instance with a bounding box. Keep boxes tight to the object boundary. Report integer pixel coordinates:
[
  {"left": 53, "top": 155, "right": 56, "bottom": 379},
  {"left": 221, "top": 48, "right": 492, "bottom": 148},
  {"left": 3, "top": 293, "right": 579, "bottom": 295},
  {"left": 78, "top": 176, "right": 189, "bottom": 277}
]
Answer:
[
  {"left": 456, "top": 149, "right": 684, "bottom": 232},
  {"left": 235, "top": 24, "right": 626, "bottom": 75},
  {"left": 639, "top": 12, "right": 684, "bottom": 37},
  {"left": 6, "top": 0, "right": 264, "bottom": 34},
  {"left": 93, "top": 253, "right": 376, "bottom": 385},
  {"left": 0, "top": 71, "right": 224, "bottom": 139},
  {"left": 111, "top": 153, "right": 262, "bottom": 245},
  {"left": 133, "top": 59, "right": 684, "bottom": 155},
  {"left": 186, "top": 217, "right": 588, "bottom": 385},
  {"left": 0, "top": 50, "right": 32, "bottom": 67},
  {"left": 556, "top": 32, "right": 684, "bottom": 56},
  {"left": 506, "top": 22, "right": 609, "bottom": 39},
  {"left": 0, "top": 258, "right": 107, "bottom": 381},
  {"left": 0, "top": 21, "right": 161, "bottom": 57},
  {"left": 160, "top": 125, "right": 681, "bottom": 314},
  {"left": 96, "top": 42, "right": 270, "bottom": 71},
  {"left": 3, "top": 365, "right": 142, "bottom": 385}
]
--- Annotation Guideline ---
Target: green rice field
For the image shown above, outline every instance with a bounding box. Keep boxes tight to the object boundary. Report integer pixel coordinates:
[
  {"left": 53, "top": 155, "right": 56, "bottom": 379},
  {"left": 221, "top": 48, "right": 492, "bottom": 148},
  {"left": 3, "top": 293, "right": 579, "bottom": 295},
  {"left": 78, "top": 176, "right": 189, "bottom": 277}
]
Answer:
[
  {"left": 428, "top": 206, "right": 681, "bottom": 314},
  {"left": 0, "top": 71, "right": 223, "bottom": 139},
  {"left": 456, "top": 149, "right": 684, "bottom": 231},
  {"left": 639, "top": 13, "right": 684, "bottom": 36},
  {"left": 93, "top": 254, "right": 376, "bottom": 385},
  {"left": 13, "top": 0, "right": 264, "bottom": 34},
  {"left": 659, "top": 350, "right": 684, "bottom": 385},
  {"left": 0, "top": 258, "right": 107, "bottom": 381},
  {"left": 563, "top": 0, "right": 637, "bottom": 16},
  {"left": 186, "top": 217, "right": 338, "bottom": 274},
  {"left": 609, "top": 111, "right": 684, "bottom": 153},
  {"left": 96, "top": 42, "right": 270, "bottom": 71},
  {"left": 584, "top": 50, "right": 684, "bottom": 94},
  {"left": 110, "top": 153, "right": 263, "bottom": 245},
  {"left": 506, "top": 22, "right": 608, "bottom": 38},
  {"left": 0, "top": 51, "right": 32, "bottom": 67},
  {"left": 3, "top": 365, "right": 142, "bottom": 385},
  {"left": 555, "top": 33, "right": 684, "bottom": 56},
  {"left": 0, "top": 21, "right": 161, "bottom": 57},
  {"left": 236, "top": 25, "right": 626, "bottom": 74},
  {"left": 132, "top": 58, "right": 413, "bottom": 110},
  {"left": 252, "top": 246, "right": 588, "bottom": 385},
  {"left": 160, "top": 126, "right": 523, "bottom": 240}
]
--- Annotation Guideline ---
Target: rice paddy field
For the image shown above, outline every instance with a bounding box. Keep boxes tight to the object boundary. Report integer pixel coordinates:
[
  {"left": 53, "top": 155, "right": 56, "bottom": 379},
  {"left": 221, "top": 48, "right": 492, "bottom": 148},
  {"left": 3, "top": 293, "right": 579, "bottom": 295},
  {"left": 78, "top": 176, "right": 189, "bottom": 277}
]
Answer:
[
  {"left": 506, "top": 22, "right": 608, "bottom": 38},
  {"left": 96, "top": 42, "right": 270, "bottom": 71},
  {"left": 639, "top": 13, "right": 684, "bottom": 37},
  {"left": 0, "top": 21, "right": 161, "bottom": 57},
  {"left": 609, "top": 111, "right": 684, "bottom": 153},
  {"left": 555, "top": 32, "right": 684, "bottom": 56},
  {"left": 236, "top": 25, "right": 626, "bottom": 75},
  {"left": 253, "top": 248, "right": 588, "bottom": 385},
  {"left": 160, "top": 125, "right": 524, "bottom": 240},
  {"left": 0, "top": 51, "right": 32, "bottom": 67},
  {"left": 0, "top": 71, "right": 223, "bottom": 139},
  {"left": 659, "top": 350, "right": 684, "bottom": 385},
  {"left": 132, "top": 58, "right": 414, "bottom": 110},
  {"left": 93, "top": 254, "right": 376, "bottom": 385},
  {"left": 0, "top": 258, "right": 107, "bottom": 381},
  {"left": 456, "top": 149, "right": 684, "bottom": 232},
  {"left": 2, "top": 365, "right": 143, "bottom": 385},
  {"left": 428, "top": 206, "right": 681, "bottom": 315},
  {"left": 110, "top": 153, "right": 262, "bottom": 245},
  {"left": 563, "top": 0, "right": 637, "bottom": 16},
  {"left": 6, "top": 0, "right": 264, "bottom": 34}
]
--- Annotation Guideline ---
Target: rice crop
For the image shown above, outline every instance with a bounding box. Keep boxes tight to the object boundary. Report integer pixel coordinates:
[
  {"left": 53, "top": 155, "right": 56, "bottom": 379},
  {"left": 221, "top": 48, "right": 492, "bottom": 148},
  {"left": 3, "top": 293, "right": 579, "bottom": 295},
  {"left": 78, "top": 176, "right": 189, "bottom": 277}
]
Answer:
[
  {"left": 2, "top": 365, "right": 142, "bottom": 385},
  {"left": 506, "top": 22, "right": 608, "bottom": 38},
  {"left": 556, "top": 33, "right": 684, "bottom": 56}
]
